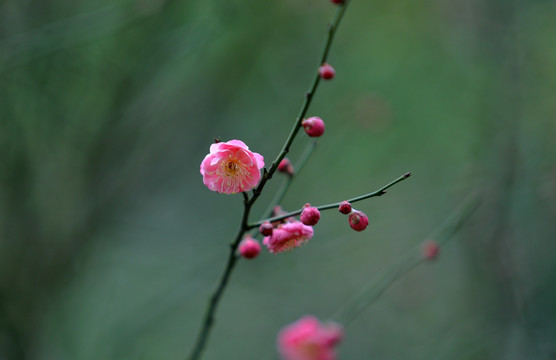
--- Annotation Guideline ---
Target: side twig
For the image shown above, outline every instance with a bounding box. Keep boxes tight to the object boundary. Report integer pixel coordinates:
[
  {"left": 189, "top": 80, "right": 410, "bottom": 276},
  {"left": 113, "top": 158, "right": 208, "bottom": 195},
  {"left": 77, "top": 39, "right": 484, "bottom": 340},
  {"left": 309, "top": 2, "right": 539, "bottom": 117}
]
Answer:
[
  {"left": 248, "top": 172, "right": 411, "bottom": 229},
  {"left": 330, "top": 193, "right": 482, "bottom": 326}
]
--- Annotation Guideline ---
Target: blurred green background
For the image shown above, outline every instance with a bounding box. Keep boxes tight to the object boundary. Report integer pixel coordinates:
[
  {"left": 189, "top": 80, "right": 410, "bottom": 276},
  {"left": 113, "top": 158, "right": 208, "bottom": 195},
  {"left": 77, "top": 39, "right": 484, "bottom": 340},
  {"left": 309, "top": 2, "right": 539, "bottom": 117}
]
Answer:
[{"left": 1, "top": 0, "right": 556, "bottom": 359}]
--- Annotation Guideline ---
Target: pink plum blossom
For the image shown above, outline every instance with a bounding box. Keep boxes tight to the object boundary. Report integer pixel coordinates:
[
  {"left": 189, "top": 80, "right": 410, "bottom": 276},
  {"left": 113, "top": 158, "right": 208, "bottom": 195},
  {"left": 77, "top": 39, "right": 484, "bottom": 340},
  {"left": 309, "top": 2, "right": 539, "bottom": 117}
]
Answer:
[
  {"left": 200, "top": 140, "right": 264, "bottom": 194},
  {"left": 263, "top": 221, "right": 314, "bottom": 253},
  {"left": 278, "top": 316, "right": 343, "bottom": 360}
]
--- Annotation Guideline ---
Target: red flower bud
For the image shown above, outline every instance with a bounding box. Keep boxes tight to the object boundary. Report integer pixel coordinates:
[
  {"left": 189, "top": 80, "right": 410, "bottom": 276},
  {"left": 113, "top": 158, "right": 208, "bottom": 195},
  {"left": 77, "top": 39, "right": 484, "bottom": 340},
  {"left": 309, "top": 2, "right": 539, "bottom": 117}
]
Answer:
[
  {"left": 302, "top": 117, "right": 325, "bottom": 137},
  {"left": 319, "top": 63, "right": 335, "bottom": 80},
  {"left": 422, "top": 240, "right": 440, "bottom": 260},
  {"left": 239, "top": 236, "right": 261, "bottom": 259},
  {"left": 278, "top": 158, "right": 294, "bottom": 176},
  {"left": 259, "top": 221, "right": 274, "bottom": 236},
  {"left": 348, "top": 210, "right": 369, "bottom": 231},
  {"left": 300, "top": 204, "right": 320, "bottom": 226},
  {"left": 338, "top": 201, "right": 352, "bottom": 215}
]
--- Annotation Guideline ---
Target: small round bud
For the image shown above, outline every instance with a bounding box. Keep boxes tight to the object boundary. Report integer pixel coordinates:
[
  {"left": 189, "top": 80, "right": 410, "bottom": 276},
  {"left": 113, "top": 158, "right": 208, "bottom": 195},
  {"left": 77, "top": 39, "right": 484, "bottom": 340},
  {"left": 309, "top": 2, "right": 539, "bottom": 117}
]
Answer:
[
  {"left": 319, "top": 63, "right": 335, "bottom": 80},
  {"left": 278, "top": 158, "right": 294, "bottom": 176},
  {"left": 348, "top": 210, "right": 369, "bottom": 231},
  {"left": 331, "top": 0, "right": 345, "bottom": 3},
  {"left": 422, "top": 240, "right": 440, "bottom": 261},
  {"left": 259, "top": 221, "right": 274, "bottom": 236},
  {"left": 338, "top": 201, "right": 352, "bottom": 215},
  {"left": 300, "top": 204, "right": 320, "bottom": 226},
  {"left": 239, "top": 236, "right": 261, "bottom": 259},
  {"left": 302, "top": 117, "right": 325, "bottom": 137}
]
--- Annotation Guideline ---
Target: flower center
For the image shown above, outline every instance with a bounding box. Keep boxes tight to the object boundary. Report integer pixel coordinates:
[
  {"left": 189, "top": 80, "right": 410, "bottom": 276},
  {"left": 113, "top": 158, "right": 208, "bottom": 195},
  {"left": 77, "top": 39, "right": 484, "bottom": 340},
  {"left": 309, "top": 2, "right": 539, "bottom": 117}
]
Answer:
[{"left": 225, "top": 160, "right": 239, "bottom": 175}]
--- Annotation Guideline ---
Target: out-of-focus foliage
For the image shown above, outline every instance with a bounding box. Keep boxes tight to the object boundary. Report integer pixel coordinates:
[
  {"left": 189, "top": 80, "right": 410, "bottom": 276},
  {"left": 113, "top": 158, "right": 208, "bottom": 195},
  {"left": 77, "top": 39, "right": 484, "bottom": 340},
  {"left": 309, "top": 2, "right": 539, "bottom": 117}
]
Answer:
[{"left": 1, "top": 0, "right": 555, "bottom": 359}]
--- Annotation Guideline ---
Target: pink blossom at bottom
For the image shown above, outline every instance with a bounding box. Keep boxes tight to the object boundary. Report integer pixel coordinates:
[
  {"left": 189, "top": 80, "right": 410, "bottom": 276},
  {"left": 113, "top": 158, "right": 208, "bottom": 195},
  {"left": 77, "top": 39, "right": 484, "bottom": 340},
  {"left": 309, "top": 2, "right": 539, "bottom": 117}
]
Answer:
[
  {"left": 278, "top": 316, "right": 343, "bottom": 360},
  {"left": 263, "top": 221, "right": 314, "bottom": 253},
  {"left": 200, "top": 139, "right": 264, "bottom": 194}
]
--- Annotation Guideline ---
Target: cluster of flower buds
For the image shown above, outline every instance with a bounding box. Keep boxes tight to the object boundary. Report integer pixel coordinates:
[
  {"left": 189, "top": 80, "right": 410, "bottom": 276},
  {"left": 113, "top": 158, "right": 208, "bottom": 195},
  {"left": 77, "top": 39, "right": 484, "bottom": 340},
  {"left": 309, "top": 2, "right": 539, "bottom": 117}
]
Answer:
[
  {"left": 338, "top": 200, "right": 369, "bottom": 231},
  {"left": 239, "top": 205, "right": 322, "bottom": 258}
]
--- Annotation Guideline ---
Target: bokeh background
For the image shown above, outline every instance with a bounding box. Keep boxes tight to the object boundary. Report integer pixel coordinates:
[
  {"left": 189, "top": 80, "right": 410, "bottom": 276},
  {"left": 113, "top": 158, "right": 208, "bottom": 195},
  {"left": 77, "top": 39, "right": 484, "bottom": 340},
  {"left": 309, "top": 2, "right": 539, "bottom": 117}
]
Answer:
[{"left": 1, "top": 0, "right": 556, "bottom": 359}]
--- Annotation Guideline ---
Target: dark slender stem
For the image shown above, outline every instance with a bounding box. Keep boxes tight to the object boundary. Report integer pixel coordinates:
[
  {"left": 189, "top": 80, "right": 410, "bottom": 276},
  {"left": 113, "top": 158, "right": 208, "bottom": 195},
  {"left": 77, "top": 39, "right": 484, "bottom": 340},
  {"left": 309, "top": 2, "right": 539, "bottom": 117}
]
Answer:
[
  {"left": 187, "top": 3, "right": 351, "bottom": 360},
  {"left": 248, "top": 172, "right": 411, "bottom": 229},
  {"left": 248, "top": 2, "right": 350, "bottom": 207},
  {"left": 187, "top": 194, "right": 252, "bottom": 360}
]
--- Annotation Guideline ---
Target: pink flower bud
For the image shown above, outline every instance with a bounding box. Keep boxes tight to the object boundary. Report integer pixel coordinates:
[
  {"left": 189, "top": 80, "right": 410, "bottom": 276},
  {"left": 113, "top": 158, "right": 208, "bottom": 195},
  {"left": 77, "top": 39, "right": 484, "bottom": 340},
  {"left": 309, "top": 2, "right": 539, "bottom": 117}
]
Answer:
[
  {"left": 422, "top": 240, "right": 440, "bottom": 260},
  {"left": 319, "top": 63, "right": 335, "bottom": 80},
  {"left": 259, "top": 221, "right": 274, "bottom": 236},
  {"left": 300, "top": 204, "right": 320, "bottom": 226},
  {"left": 338, "top": 201, "right": 352, "bottom": 215},
  {"left": 348, "top": 210, "right": 369, "bottom": 231},
  {"left": 301, "top": 117, "right": 325, "bottom": 137},
  {"left": 278, "top": 158, "right": 294, "bottom": 176},
  {"left": 239, "top": 236, "right": 261, "bottom": 259},
  {"left": 331, "top": 0, "right": 345, "bottom": 4}
]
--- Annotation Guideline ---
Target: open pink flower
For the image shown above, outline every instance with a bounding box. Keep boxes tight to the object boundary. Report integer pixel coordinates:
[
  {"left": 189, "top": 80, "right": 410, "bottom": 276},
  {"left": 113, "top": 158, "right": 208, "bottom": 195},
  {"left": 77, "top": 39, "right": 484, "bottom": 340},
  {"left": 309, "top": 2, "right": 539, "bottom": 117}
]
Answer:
[
  {"left": 263, "top": 221, "right": 313, "bottom": 253},
  {"left": 278, "top": 316, "right": 343, "bottom": 360},
  {"left": 200, "top": 140, "right": 264, "bottom": 194}
]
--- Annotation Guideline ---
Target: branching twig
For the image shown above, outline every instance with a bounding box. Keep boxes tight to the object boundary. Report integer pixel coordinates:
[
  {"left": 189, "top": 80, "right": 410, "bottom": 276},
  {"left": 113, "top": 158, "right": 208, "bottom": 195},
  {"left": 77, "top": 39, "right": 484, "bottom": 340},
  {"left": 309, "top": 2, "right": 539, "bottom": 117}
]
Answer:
[
  {"left": 248, "top": 172, "right": 411, "bottom": 229},
  {"left": 187, "top": 3, "right": 352, "bottom": 360}
]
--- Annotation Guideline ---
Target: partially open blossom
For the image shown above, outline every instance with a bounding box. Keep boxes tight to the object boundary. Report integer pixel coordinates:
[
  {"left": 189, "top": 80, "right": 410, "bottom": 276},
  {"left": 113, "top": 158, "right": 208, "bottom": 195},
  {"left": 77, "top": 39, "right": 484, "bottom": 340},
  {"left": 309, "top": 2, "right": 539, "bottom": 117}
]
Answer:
[
  {"left": 278, "top": 316, "right": 343, "bottom": 360},
  {"left": 259, "top": 221, "right": 274, "bottom": 236},
  {"left": 263, "top": 221, "right": 314, "bottom": 254},
  {"left": 200, "top": 139, "right": 264, "bottom": 194},
  {"left": 348, "top": 210, "right": 369, "bottom": 231},
  {"left": 239, "top": 236, "right": 261, "bottom": 259},
  {"left": 422, "top": 240, "right": 440, "bottom": 260},
  {"left": 300, "top": 204, "right": 320, "bottom": 226},
  {"left": 278, "top": 158, "right": 295, "bottom": 176},
  {"left": 302, "top": 117, "right": 325, "bottom": 137},
  {"left": 318, "top": 63, "right": 335, "bottom": 80},
  {"left": 338, "top": 201, "right": 351, "bottom": 215}
]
